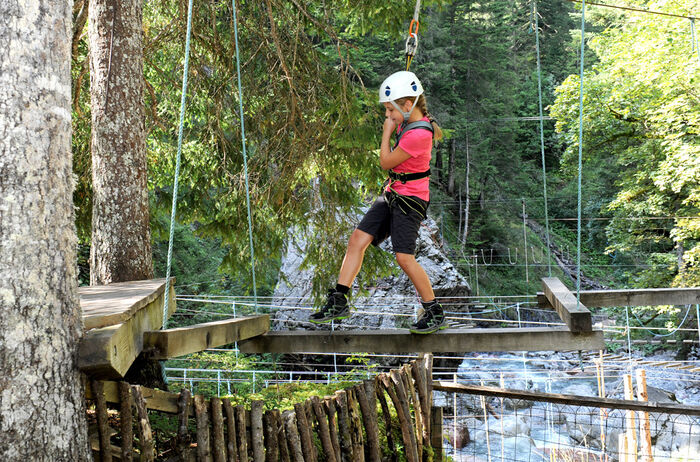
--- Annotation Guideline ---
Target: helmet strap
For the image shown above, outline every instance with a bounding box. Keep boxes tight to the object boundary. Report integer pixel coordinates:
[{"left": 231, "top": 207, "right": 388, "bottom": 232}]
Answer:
[{"left": 390, "top": 96, "right": 420, "bottom": 123}]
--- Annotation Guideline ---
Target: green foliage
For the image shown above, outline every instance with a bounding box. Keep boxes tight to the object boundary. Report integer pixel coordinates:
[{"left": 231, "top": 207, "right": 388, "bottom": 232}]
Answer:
[{"left": 551, "top": 0, "right": 700, "bottom": 288}]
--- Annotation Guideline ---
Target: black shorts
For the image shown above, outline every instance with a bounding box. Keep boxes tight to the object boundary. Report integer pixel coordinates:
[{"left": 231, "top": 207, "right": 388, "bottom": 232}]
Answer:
[{"left": 357, "top": 192, "right": 429, "bottom": 255}]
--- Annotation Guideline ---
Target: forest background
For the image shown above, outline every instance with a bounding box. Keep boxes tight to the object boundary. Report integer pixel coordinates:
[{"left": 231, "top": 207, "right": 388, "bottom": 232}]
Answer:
[{"left": 71, "top": 0, "right": 700, "bottom": 344}]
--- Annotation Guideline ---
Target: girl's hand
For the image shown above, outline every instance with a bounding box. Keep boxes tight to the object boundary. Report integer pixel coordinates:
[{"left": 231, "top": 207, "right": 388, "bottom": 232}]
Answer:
[{"left": 383, "top": 117, "right": 397, "bottom": 138}]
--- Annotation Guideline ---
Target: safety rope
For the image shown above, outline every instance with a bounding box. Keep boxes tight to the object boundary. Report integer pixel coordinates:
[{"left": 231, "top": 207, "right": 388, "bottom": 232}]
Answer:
[
  {"left": 162, "top": 0, "right": 194, "bottom": 329},
  {"left": 232, "top": 0, "right": 259, "bottom": 311},
  {"left": 532, "top": 0, "right": 553, "bottom": 276},
  {"left": 405, "top": 0, "right": 422, "bottom": 70},
  {"left": 576, "top": 0, "right": 587, "bottom": 309}
]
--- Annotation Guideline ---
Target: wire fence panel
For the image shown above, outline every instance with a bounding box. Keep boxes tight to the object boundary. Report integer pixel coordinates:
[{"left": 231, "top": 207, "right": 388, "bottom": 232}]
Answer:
[{"left": 435, "top": 389, "right": 700, "bottom": 462}]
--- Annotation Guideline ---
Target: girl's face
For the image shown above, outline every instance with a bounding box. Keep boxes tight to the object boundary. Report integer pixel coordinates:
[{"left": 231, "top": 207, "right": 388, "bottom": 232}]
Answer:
[{"left": 383, "top": 100, "right": 412, "bottom": 125}]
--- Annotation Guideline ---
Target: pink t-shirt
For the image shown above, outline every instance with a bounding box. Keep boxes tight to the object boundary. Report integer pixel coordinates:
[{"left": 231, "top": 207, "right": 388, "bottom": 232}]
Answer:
[{"left": 385, "top": 117, "right": 433, "bottom": 201}]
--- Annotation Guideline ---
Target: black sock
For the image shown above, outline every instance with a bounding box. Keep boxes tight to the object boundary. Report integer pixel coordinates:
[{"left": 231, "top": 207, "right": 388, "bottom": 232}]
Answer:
[{"left": 335, "top": 284, "right": 350, "bottom": 295}]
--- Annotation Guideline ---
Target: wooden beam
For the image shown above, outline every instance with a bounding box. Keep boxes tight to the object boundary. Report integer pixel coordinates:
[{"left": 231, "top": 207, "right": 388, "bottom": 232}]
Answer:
[
  {"left": 237, "top": 327, "right": 604, "bottom": 354},
  {"left": 79, "top": 280, "right": 176, "bottom": 378},
  {"left": 538, "top": 286, "right": 700, "bottom": 308},
  {"left": 143, "top": 315, "right": 270, "bottom": 359},
  {"left": 432, "top": 382, "right": 700, "bottom": 416},
  {"left": 542, "top": 277, "right": 592, "bottom": 332},
  {"left": 85, "top": 380, "right": 193, "bottom": 415}
]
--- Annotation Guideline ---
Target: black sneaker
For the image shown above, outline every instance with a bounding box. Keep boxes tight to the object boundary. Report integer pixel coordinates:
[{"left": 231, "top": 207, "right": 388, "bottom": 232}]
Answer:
[
  {"left": 410, "top": 303, "right": 447, "bottom": 334},
  {"left": 309, "top": 290, "right": 350, "bottom": 324}
]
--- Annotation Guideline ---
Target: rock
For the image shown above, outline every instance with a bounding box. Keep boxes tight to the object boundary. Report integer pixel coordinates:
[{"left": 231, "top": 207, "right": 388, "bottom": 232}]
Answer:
[
  {"left": 271, "top": 216, "right": 471, "bottom": 330},
  {"left": 561, "top": 383, "right": 596, "bottom": 397},
  {"left": 446, "top": 425, "right": 471, "bottom": 449}
]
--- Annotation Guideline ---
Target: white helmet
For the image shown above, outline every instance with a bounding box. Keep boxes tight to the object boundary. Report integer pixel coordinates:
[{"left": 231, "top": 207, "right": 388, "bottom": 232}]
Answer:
[{"left": 379, "top": 71, "right": 424, "bottom": 122}]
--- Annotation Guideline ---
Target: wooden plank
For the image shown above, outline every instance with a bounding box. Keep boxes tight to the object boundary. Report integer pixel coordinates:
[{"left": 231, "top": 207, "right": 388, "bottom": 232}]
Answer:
[
  {"left": 143, "top": 315, "right": 269, "bottom": 359},
  {"left": 133, "top": 386, "right": 155, "bottom": 462},
  {"left": 238, "top": 327, "right": 604, "bottom": 353},
  {"left": 195, "top": 395, "right": 212, "bottom": 462},
  {"left": 85, "top": 380, "right": 193, "bottom": 415},
  {"left": 432, "top": 382, "right": 700, "bottom": 416},
  {"left": 537, "top": 286, "right": 700, "bottom": 308},
  {"left": 81, "top": 278, "right": 172, "bottom": 330},
  {"left": 79, "top": 282, "right": 176, "bottom": 378},
  {"left": 542, "top": 277, "right": 592, "bottom": 332}
]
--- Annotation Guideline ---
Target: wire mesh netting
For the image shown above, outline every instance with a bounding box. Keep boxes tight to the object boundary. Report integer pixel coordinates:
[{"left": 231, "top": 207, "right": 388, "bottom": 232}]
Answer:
[{"left": 436, "top": 390, "right": 700, "bottom": 462}]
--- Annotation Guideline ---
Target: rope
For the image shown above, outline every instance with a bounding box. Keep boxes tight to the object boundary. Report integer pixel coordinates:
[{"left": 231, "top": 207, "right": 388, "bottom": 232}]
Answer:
[
  {"left": 163, "top": 0, "right": 194, "bottom": 328},
  {"left": 405, "top": 0, "right": 422, "bottom": 70},
  {"left": 232, "top": 0, "right": 258, "bottom": 311},
  {"left": 576, "top": 0, "right": 587, "bottom": 309},
  {"left": 630, "top": 304, "right": 694, "bottom": 337},
  {"left": 533, "top": 0, "right": 553, "bottom": 276}
]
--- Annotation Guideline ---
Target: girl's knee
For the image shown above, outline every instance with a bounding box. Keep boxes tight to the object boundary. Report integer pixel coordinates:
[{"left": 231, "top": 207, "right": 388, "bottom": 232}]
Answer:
[
  {"left": 348, "top": 229, "right": 372, "bottom": 252},
  {"left": 395, "top": 252, "right": 415, "bottom": 268}
]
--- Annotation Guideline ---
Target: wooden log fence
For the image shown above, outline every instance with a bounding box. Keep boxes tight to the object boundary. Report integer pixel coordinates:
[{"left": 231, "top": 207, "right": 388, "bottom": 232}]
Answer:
[{"left": 85, "top": 354, "right": 441, "bottom": 461}]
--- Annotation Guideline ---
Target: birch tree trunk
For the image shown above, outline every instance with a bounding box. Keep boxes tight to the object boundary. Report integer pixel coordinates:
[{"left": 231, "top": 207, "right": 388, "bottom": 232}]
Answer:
[
  {"left": 0, "top": 1, "right": 91, "bottom": 459},
  {"left": 89, "top": 0, "right": 153, "bottom": 284},
  {"left": 461, "top": 132, "right": 470, "bottom": 245}
]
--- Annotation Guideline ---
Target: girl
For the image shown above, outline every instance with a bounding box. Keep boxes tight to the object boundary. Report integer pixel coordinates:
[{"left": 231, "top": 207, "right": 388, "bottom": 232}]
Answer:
[{"left": 309, "top": 71, "right": 446, "bottom": 334}]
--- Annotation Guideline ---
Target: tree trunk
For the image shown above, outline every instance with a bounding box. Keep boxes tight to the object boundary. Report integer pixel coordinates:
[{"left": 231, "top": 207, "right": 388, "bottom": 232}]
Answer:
[
  {"left": 434, "top": 142, "right": 443, "bottom": 185},
  {"left": 89, "top": 0, "right": 153, "bottom": 284},
  {"left": 447, "top": 138, "right": 456, "bottom": 195},
  {"left": 462, "top": 132, "right": 470, "bottom": 245},
  {"left": 0, "top": 0, "right": 91, "bottom": 459}
]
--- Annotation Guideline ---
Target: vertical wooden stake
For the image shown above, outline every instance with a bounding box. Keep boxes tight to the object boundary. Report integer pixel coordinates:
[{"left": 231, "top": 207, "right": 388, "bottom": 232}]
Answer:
[
  {"left": 335, "top": 390, "right": 355, "bottom": 462},
  {"left": 235, "top": 405, "right": 248, "bottom": 462},
  {"left": 375, "top": 377, "right": 398, "bottom": 462},
  {"left": 283, "top": 410, "right": 305, "bottom": 462},
  {"left": 251, "top": 400, "right": 265, "bottom": 462},
  {"left": 274, "top": 409, "right": 291, "bottom": 462},
  {"left": 635, "top": 370, "right": 653, "bottom": 462},
  {"left": 132, "top": 385, "right": 155, "bottom": 462},
  {"left": 381, "top": 371, "right": 419, "bottom": 462},
  {"left": 404, "top": 364, "right": 423, "bottom": 458},
  {"left": 211, "top": 397, "right": 227, "bottom": 462},
  {"left": 118, "top": 381, "right": 134, "bottom": 462},
  {"left": 619, "top": 433, "right": 629, "bottom": 462},
  {"left": 623, "top": 374, "right": 638, "bottom": 462},
  {"left": 431, "top": 406, "right": 444, "bottom": 462},
  {"left": 311, "top": 396, "right": 338, "bottom": 462},
  {"left": 346, "top": 388, "right": 365, "bottom": 462},
  {"left": 263, "top": 409, "right": 280, "bottom": 462},
  {"left": 411, "top": 357, "right": 431, "bottom": 446},
  {"left": 294, "top": 402, "right": 317, "bottom": 462},
  {"left": 354, "top": 384, "right": 381, "bottom": 462},
  {"left": 194, "top": 395, "right": 212, "bottom": 462},
  {"left": 324, "top": 396, "right": 341, "bottom": 458},
  {"left": 92, "top": 380, "right": 113, "bottom": 462},
  {"left": 222, "top": 399, "right": 238, "bottom": 462},
  {"left": 175, "top": 388, "right": 192, "bottom": 459}
]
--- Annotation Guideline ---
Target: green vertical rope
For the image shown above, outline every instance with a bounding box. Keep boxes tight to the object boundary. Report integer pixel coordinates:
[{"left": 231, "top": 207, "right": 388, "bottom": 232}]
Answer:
[
  {"left": 576, "top": 0, "right": 587, "bottom": 308},
  {"left": 163, "top": 0, "right": 194, "bottom": 329},
  {"left": 533, "top": 0, "right": 552, "bottom": 276},
  {"left": 232, "top": 0, "right": 258, "bottom": 311}
]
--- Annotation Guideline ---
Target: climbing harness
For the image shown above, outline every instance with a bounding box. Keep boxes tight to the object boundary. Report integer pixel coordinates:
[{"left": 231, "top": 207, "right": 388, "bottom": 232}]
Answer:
[
  {"left": 405, "top": 0, "right": 422, "bottom": 70},
  {"left": 383, "top": 120, "right": 434, "bottom": 219}
]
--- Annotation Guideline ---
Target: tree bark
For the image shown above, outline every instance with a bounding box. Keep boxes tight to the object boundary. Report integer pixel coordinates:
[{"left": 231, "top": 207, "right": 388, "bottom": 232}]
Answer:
[
  {"left": 0, "top": 0, "right": 91, "bottom": 459},
  {"left": 447, "top": 138, "right": 456, "bottom": 195},
  {"left": 88, "top": 0, "right": 153, "bottom": 284}
]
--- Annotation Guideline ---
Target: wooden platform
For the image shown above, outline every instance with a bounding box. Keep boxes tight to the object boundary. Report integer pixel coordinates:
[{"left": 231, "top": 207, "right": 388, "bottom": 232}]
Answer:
[
  {"left": 79, "top": 278, "right": 176, "bottom": 378},
  {"left": 238, "top": 326, "right": 605, "bottom": 354},
  {"left": 78, "top": 279, "right": 271, "bottom": 379}
]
